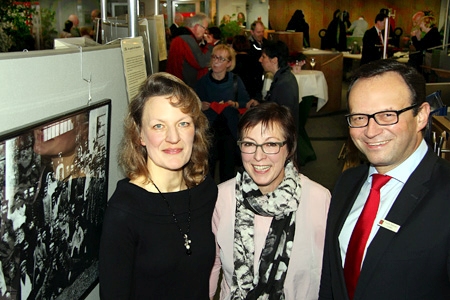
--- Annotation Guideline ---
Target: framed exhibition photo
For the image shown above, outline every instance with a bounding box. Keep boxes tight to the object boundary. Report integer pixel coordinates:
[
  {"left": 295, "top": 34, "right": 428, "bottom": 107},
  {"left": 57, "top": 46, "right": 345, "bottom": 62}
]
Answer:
[{"left": 0, "top": 99, "right": 111, "bottom": 299}]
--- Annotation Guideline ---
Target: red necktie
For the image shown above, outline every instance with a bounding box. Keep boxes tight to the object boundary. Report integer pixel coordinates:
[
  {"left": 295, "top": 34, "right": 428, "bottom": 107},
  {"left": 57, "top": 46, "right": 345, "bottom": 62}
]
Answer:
[
  {"left": 344, "top": 174, "right": 392, "bottom": 299},
  {"left": 378, "top": 31, "right": 383, "bottom": 45}
]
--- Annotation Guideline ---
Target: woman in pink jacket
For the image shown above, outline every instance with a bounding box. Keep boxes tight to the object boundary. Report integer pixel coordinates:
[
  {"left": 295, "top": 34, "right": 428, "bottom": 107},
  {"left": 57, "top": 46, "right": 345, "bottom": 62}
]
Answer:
[{"left": 210, "top": 102, "right": 331, "bottom": 299}]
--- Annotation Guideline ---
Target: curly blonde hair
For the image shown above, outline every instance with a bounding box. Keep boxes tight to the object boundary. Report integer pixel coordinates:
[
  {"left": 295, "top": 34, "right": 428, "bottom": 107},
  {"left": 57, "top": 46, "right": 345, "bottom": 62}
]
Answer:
[{"left": 119, "top": 72, "right": 210, "bottom": 187}]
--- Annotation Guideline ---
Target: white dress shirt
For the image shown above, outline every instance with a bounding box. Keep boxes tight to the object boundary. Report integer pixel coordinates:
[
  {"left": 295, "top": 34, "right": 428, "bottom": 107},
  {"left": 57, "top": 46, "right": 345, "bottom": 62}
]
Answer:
[{"left": 339, "top": 140, "right": 428, "bottom": 268}]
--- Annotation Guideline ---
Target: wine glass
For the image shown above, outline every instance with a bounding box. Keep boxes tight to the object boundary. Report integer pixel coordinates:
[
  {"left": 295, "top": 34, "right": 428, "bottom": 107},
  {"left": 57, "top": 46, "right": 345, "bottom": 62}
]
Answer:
[{"left": 310, "top": 58, "right": 316, "bottom": 69}]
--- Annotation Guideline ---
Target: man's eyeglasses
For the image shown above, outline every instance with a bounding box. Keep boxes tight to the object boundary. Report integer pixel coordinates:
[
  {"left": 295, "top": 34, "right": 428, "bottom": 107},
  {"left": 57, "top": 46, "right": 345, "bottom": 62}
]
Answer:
[
  {"left": 198, "top": 24, "right": 207, "bottom": 30},
  {"left": 237, "top": 141, "right": 287, "bottom": 154},
  {"left": 211, "top": 55, "right": 230, "bottom": 63},
  {"left": 345, "top": 103, "right": 419, "bottom": 128}
]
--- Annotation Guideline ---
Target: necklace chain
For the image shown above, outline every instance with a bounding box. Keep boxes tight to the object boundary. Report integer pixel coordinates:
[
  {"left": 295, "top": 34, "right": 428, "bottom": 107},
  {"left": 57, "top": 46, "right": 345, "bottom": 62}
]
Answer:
[{"left": 152, "top": 182, "right": 192, "bottom": 255}]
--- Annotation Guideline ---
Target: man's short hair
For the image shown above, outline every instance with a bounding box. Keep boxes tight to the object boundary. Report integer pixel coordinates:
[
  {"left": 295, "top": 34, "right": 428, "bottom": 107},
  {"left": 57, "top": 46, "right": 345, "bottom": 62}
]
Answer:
[
  {"left": 250, "top": 20, "right": 265, "bottom": 31},
  {"left": 347, "top": 59, "right": 426, "bottom": 114},
  {"left": 261, "top": 40, "right": 289, "bottom": 68},
  {"left": 184, "top": 13, "right": 208, "bottom": 28},
  {"left": 208, "top": 26, "right": 221, "bottom": 40},
  {"left": 375, "top": 13, "right": 387, "bottom": 23}
]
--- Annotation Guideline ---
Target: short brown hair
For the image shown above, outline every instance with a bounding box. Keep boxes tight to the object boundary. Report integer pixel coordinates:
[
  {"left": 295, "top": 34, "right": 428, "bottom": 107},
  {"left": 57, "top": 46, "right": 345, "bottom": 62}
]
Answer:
[
  {"left": 238, "top": 102, "right": 298, "bottom": 168},
  {"left": 119, "top": 72, "right": 210, "bottom": 187}
]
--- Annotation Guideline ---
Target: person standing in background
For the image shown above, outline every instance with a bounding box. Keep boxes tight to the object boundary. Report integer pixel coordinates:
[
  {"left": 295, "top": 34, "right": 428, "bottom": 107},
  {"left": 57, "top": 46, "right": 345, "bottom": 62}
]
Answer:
[
  {"left": 90, "top": 9, "right": 101, "bottom": 43},
  {"left": 247, "top": 20, "right": 267, "bottom": 102},
  {"left": 409, "top": 11, "right": 442, "bottom": 73},
  {"left": 285, "top": 9, "right": 310, "bottom": 47},
  {"left": 170, "top": 12, "right": 184, "bottom": 38},
  {"left": 166, "top": 13, "right": 214, "bottom": 88},
  {"left": 360, "top": 13, "right": 387, "bottom": 65},
  {"left": 68, "top": 14, "right": 81, "bottom": 37},
  {"left": 206, "top": 26, "right": 222, "bottom": 46},
  {"left": 347, "top": 16, "right": 369, "bottom": 37}
]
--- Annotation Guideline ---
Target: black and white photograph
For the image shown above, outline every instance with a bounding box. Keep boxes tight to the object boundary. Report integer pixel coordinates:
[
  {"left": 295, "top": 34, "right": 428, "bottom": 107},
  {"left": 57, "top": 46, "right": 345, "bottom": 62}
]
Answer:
[{"left": 0, "top": 100, "right": 111, "bottom": 299}]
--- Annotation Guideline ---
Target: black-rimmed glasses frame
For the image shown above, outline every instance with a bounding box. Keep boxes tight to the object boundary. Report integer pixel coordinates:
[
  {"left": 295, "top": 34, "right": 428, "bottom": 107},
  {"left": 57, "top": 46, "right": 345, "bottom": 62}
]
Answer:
[
  {"left": 237, "top": 141, "right": 287, "bottom": 154},
  {"left": 345, "top": 103, "right": 419, "bottom": 128}
]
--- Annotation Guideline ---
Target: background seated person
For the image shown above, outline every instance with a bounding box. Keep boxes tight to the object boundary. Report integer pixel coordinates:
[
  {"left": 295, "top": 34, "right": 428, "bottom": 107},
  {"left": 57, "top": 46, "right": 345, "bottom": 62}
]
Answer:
[{"left": 195, "top": 44, "right": 250, "bottom": 182}]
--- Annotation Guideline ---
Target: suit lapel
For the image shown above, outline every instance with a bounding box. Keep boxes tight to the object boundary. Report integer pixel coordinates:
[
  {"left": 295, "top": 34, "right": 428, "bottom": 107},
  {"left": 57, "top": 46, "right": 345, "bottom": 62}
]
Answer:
[{"left": 355, "top": 150, "right": 438, "bottom": 298}]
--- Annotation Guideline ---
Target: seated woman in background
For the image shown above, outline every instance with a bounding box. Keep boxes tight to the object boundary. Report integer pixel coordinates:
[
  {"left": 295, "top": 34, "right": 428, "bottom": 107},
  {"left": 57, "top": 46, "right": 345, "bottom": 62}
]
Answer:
[
  {"left": 99, "top": 73, "right": 218, "bottom": 299},
  {"left": 209, "top": 102, "right": 331, "bottom": 299},
  {"left": 195, "top": 44, "right": 250, "bottom": 183}
]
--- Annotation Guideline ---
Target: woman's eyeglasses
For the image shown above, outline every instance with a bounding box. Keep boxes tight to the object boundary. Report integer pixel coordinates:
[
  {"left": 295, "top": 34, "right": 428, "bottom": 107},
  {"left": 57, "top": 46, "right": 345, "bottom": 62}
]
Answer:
[
  {"left": 211, "top": 55, "right": 230, "bottom": 63},
  {"left": 237, "top": 141, "right": 287, "bottom": 154}
]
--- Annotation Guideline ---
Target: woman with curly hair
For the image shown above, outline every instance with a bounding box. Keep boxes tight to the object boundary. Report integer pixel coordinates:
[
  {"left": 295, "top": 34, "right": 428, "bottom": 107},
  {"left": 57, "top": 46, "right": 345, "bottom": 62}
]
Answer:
[{"left": 99, "top": 72, "right": 218, "bottom": 299}]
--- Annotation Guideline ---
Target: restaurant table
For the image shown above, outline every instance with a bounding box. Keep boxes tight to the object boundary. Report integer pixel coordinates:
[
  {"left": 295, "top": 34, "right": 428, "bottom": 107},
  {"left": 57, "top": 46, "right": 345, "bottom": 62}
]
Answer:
[
  {"left": 262, "top": 70, "right": 329, "bottom": 111},
  {"left": 342, "top": 51, "right": 362, "bottom": 60},
  {"left": 262, "top": 70, "right": 329, "bottom": 165}
]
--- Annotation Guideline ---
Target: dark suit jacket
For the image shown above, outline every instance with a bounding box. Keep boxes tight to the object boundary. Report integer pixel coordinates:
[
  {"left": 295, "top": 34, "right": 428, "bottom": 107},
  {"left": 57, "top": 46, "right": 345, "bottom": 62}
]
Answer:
[
  {"left": 319, "top": 148, "right": 450, "bottom": 299},
  {"left": 360, "top": 26, "right": 383, "bottom": 65}
]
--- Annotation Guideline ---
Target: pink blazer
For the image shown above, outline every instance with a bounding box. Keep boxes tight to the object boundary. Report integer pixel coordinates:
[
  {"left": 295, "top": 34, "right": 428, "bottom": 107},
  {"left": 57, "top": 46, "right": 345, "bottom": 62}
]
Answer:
[{"left": 210, "top": 174, "right": 331, "bottom": 299}]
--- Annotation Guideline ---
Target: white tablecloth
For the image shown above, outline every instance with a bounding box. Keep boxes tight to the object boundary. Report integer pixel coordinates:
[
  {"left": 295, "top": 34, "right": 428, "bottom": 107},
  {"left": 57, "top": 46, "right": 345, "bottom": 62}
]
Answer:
[{"left": 262, "top": 70, "right": 329, "bottom": 111}]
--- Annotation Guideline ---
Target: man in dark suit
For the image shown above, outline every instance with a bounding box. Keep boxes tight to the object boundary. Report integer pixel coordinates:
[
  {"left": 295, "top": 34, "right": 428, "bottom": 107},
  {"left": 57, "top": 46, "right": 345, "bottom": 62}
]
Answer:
[
  {"left": 319, "top": 59, "right": 450, "bottom": 299},
  {"left": 170, "top": 13, "right": 184, "bottom": 38},
  {"left": 360, "top": 13, "right": 386, "bottom": 65}
]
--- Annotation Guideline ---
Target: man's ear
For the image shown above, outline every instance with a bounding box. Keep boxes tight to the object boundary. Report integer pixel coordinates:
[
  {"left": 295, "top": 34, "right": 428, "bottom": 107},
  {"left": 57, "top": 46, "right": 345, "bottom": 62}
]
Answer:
[
  {"left": 272, "top": 56, "right": 279, "bottom": 66},
  {"left": 417, "top": 102, "right": 431, "bottom": 132}
]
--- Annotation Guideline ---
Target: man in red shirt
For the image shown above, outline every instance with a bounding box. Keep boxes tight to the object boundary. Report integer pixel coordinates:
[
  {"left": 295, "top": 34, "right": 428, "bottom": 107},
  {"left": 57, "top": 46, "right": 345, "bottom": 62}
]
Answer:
[{"left": 166, "top": 13, "right": 214, "bottom": 88}]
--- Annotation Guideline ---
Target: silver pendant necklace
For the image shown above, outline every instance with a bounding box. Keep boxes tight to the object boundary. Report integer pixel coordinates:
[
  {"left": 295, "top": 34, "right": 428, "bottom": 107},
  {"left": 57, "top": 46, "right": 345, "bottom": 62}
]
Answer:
[{"left": 153, "top": 182, "right": 192, "bottom": 255}]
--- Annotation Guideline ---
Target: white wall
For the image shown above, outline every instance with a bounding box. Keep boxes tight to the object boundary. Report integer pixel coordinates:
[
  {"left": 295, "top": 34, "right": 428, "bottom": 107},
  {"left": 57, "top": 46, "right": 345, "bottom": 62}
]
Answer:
[
  {"left": 216, "top": 0, "right": 269, "bottom": 29},
  {"left": 0, "top": 45, "right": 129, "bottom": 300},
  {"left": 246, "top": 0, "right": 269, "bottom": 29}
]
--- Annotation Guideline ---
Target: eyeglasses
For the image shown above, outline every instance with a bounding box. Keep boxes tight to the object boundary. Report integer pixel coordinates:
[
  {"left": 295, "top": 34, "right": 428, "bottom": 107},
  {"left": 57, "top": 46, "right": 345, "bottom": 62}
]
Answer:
[
  {"left": 345, "top": 104, "right": 419, "bottom": 128},
  {"left": 198, "top": 24, "right": 207, "bottom": 30},
  {"left": 237, "top": 140, "right": 287, "bottom": 154},
  {"left": 211, "top": 55, "right": 230, "bottom": 63}
]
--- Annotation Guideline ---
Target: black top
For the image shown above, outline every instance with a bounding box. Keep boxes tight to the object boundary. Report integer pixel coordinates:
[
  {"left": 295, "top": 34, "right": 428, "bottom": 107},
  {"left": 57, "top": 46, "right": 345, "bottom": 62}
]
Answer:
[
  {"left": 99, "top": 175, "right": 218, "bottom": 299},
  {"left": 411, "top": 27, "right": 442, "bottom": 53},
  {"left": 247, "top": 36, "right": 267, "bottom": 101},
  {"left": 360, "top": 26, "right": 384, "bottom": 66},
  {"left": 285, "top": 9, "right": 310, "bottom": 47},
  {"left": 264, "top": 66, "right": 299, "bottom": 133},
  {"left": 233, "top": 52, "right": 258, "bottom": 98}
]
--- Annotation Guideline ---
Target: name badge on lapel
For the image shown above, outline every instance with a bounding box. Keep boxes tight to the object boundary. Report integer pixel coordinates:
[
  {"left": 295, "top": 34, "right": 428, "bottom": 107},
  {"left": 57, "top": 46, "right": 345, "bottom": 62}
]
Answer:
[{"left": 378, "top": 219, "right": 400, "bottom": 233}]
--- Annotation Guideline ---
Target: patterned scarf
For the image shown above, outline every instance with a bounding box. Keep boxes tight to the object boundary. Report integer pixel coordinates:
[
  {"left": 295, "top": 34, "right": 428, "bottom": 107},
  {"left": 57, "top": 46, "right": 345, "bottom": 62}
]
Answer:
[{"left": 231, "top": 161, "right": 301, "bottom": 300}]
